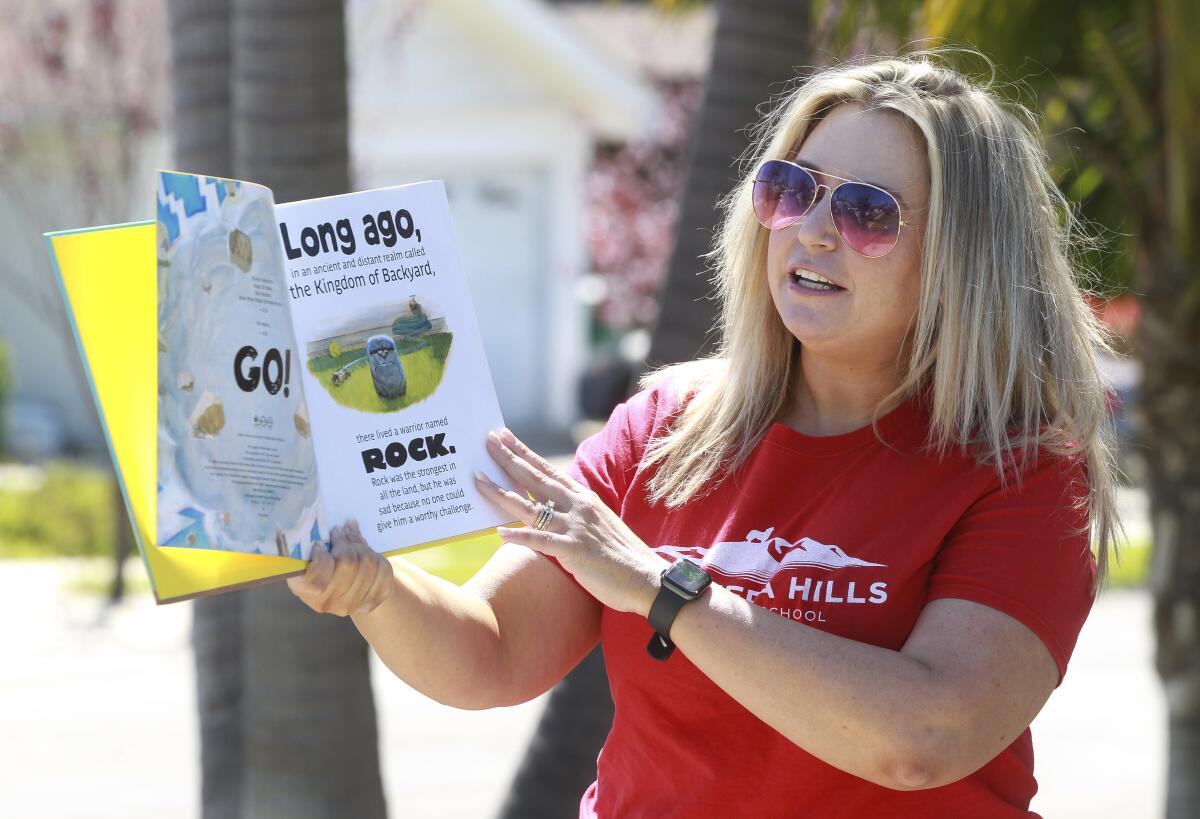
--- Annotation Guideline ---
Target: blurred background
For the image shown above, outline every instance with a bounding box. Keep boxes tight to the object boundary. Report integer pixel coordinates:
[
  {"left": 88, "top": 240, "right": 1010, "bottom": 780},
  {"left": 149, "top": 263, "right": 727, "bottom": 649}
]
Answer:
[{"left": 0, "top": 0, "right": 1194, "bottom": 817}]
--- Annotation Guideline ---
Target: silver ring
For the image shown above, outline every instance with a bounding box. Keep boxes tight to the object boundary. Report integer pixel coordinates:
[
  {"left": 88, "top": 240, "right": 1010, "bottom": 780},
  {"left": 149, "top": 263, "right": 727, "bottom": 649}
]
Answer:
[{"left": 532, "top": 500, "right": 555, "bottom": 531}]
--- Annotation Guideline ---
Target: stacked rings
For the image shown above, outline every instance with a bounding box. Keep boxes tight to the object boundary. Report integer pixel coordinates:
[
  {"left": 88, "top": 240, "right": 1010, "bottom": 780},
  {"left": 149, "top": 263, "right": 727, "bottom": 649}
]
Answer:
[{"left": 532, "top": 500, "right": 556, "bottom": 531}]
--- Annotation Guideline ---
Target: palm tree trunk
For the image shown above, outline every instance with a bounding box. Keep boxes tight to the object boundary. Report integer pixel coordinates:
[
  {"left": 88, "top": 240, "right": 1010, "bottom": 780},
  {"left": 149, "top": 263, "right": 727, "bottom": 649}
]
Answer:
[
  {"left": 230, "top": 0, "right": 350, "bottom": 197},
  {"left": 168, "top": 3, "right": 244, "bottom": 814},
  {"left": 494, "top": 646, "right": 612, "bottom": 819},
  {"left": 647, "top": 0, "right": 814, "bottom": 367},
  {"left": 168, "top": 0, "right": 233, "bottom": 177},
  {"left": 108, "top": 478, "right": 135, "bottom": 603},
  {"left": 169, "top": 1, "right": 385, "bottom": 816},
  {"left": 1142, "top": 267, "right": 1200, "bottom": 819},
  {"left": 1142, "top": 201, "right": 1200, "bottom": 819},
  {"left": 1145, "top": 2, "right": 1200, "bottom": 813},
  {"left": 499, "top": 2, "right": 814, "bottom": 814}
]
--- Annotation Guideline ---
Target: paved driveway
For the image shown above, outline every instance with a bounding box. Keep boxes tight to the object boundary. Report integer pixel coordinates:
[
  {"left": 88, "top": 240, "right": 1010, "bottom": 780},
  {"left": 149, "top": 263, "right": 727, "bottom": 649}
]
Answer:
[{"left": 0, "top": 560, "right": 1164, "bottom": 818}]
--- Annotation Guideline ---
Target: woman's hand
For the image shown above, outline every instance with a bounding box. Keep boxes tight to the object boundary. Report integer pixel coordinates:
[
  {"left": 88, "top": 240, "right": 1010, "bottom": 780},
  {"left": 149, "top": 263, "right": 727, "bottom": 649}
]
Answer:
[
  {"left": 286, "top": 520, "right": 396, "bottom": 617},
  {"left": 474, "top": 428, "right": 666, "bottom": 616}
]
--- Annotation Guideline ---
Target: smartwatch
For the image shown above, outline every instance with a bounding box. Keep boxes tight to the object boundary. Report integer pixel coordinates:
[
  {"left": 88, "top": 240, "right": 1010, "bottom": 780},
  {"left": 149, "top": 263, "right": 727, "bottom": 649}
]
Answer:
[{"left": 646, "top": 558, "right": 712, "bottom": 661}]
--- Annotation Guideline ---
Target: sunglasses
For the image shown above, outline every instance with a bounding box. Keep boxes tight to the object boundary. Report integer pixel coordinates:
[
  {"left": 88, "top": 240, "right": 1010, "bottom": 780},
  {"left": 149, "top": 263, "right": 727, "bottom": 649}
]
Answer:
[{"left": 751, "top": 159, "right": 910, "bottom": 258}]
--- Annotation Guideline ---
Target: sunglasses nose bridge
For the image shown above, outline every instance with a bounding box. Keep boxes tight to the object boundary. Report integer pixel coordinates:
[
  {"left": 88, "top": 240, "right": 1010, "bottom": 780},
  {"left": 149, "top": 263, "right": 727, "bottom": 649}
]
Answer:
[{"left": 790, "top": 182, "right": 838, "bottom": 243}]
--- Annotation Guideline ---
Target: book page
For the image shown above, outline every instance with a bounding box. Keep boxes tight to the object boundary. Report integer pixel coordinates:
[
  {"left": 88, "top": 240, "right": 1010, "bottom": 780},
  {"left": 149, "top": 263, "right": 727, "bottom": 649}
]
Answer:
[
  {"left": 156, "top": 172, "right": 321, "bottom": 559},
  {"left": 278, "top": 181, "right": 513, "bottom": 553}
]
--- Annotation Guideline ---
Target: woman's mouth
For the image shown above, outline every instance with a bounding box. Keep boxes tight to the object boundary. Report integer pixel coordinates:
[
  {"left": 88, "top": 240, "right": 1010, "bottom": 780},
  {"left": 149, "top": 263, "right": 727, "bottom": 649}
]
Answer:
[{"left": 789, "top": 269, "right": 845, "bottom": 292}]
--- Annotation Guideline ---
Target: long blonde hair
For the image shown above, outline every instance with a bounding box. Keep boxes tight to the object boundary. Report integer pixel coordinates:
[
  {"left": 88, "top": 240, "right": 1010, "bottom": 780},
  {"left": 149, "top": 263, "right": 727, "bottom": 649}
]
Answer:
[{"left": 641, "top": 53, "right": 1121, "bottom": 587}]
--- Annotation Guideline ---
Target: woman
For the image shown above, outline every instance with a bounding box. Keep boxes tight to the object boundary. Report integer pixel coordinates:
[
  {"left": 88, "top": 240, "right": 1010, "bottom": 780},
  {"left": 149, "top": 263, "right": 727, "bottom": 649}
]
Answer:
[{"left": 289, "top": 54, "right": 1119, "bottom": 817}]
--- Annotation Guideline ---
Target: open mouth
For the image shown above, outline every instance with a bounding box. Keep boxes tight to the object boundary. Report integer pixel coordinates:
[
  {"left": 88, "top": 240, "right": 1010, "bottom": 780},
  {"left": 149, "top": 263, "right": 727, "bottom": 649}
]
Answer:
[{"left": 790, "top": 269, "right": 844, "bottom": 292}]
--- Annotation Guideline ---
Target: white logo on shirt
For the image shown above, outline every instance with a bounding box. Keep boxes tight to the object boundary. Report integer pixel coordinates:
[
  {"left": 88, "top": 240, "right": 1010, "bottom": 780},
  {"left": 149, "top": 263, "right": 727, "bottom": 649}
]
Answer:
[
  {"left": 655, "top": 528, "right": 890, "bottom": 615},
  {"left": 657, "top": 527, "right": 886, "bottom": 581}
]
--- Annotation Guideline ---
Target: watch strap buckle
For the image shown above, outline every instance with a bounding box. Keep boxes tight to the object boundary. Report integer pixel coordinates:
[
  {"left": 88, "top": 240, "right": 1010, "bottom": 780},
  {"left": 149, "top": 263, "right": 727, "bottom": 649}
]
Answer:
[{"left": 646, "top": 631, "right": 675, "bottom": 661}]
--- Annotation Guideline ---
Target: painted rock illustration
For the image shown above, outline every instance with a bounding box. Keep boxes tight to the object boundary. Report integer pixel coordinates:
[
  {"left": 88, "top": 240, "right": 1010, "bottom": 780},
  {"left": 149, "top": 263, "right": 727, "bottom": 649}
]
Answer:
[
  {"left": 228, "top": 228, "right": 252, "bottom": 272},
  {"left": 367, "top": 334, "right": 406, "bottom": 399},
  {"left": 189, "top": 390, "right": 225, "bottom": 438},
  {"left": 294, "top": 401, "right": 311, "bottom": 438}
]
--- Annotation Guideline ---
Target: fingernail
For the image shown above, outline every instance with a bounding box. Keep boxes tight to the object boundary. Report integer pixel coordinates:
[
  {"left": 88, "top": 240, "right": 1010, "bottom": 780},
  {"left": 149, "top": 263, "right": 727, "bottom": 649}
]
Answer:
[
  {"left": 500, "top": 428, "right": 516, "bottom": 444},
  {"left": 474, "top": 470, "right": 491, "bottom": 484}
]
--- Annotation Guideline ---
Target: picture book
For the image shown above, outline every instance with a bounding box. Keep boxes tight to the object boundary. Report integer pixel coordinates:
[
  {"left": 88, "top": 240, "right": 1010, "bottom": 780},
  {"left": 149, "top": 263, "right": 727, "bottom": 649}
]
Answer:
[{"left": 46, "top": 171, "right": 516, "bottom": 603}]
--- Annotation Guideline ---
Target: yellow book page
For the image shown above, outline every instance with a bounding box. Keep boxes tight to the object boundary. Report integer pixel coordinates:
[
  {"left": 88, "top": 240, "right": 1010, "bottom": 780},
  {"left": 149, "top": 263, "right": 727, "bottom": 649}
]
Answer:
[{"left": 47, "top": 222, "right": 502, "bottom": 603}]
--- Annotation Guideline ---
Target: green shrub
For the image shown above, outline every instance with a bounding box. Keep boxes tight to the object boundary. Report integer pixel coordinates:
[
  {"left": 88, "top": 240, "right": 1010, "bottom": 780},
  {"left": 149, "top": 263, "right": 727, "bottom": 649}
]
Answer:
[
  {"left": 1104, "top": 538, "right": 1151, "bottom": 589},
  {"left": 0, "top": 462, "right": 118, "bottom": 558}
]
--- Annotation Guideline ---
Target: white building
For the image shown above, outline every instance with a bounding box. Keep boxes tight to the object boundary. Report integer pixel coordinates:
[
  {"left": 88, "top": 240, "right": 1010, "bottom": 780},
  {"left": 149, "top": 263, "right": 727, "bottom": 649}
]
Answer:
[{"left": 349, "top": 0, "right": 654, "bottom": 438}]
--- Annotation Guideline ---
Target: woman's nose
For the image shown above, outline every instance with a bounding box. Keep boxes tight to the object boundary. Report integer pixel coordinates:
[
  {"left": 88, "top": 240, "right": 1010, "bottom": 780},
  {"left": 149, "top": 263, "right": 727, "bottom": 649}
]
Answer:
[{"left": 791, "top": 184, "right": 838, "bottom": 251}]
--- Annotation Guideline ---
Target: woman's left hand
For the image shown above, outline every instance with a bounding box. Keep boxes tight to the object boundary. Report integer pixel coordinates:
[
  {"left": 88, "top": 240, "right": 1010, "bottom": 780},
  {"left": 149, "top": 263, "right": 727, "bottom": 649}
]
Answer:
[{"left": 474, "top": 428, "right": 666, "bottom": 616}]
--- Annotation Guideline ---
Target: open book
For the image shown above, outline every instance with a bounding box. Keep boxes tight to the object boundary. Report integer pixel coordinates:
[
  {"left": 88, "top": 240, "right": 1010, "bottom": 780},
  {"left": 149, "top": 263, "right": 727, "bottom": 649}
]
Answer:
[{"left": 46, "top": 171, "right": 516, "bottom": 603}]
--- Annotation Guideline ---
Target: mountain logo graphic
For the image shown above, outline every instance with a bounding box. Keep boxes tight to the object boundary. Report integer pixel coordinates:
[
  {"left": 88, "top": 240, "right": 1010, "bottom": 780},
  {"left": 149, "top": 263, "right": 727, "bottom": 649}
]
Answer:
[{"left": 656, "top": 527, "right": 885, "bottom": 585}]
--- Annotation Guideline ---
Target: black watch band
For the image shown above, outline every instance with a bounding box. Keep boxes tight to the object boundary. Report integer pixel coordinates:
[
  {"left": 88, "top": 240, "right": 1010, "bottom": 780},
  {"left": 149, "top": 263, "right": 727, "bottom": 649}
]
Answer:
[
  {"left": 645, "top": 559, "right": 712, "bottom": 661},
  {"left": 646, "top": 589, "right": 690, "bottom": 661}
]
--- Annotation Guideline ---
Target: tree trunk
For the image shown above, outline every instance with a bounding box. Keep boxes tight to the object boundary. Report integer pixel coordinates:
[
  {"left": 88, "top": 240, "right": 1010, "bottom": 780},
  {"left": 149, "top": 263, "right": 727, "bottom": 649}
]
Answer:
[
  {"left": 168, "top": 0, "right": 233, "bottom": 178},
  {"left": 1142, "top": 272, "right": 1200, "bottom": 819},
  {"left": 1145, "top": 2, "right": 1200, "bottom": 813},
  {"left": 647, "top": 0, "right": 814, "bottom": 367},
  {"left": 168, "top": 2, "right": 244, "bottom": 814},
  {"left": 1142, "top": 237, "right": 1200, "bottom": 819},
  {"left": 499, "top": 2, "right": 814, "bottom": 814},
  {"left": 494, "top": 647, "right": 612, "bottom": 819},
  {"left": 168, "top": 1, "right": 386, "bottom": 816},
  {"left": 108, "top": 478, "right": 135, "bottom": 603},
  {"left": 230, "top": 0, "right": 351, "bottom": 198}
]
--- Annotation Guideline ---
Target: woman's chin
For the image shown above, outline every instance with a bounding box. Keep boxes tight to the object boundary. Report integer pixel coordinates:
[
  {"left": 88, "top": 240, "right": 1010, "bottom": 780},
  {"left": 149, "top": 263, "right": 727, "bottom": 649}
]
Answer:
[{"left": 777, "top": 312, "right": 844, "bottom": 349}]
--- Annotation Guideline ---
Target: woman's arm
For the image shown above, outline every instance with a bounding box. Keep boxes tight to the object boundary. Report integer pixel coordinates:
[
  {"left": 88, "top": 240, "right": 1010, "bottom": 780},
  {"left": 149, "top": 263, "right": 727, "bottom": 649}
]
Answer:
[
  {"left": 480, "top": 428, "right": 1060, "bottom": 791},
  {"left": 664, "top": 585, "right": 1059, "bottom": 790},
  {"left": 288, "top": 524, "right": 602, "bottom": 711}
]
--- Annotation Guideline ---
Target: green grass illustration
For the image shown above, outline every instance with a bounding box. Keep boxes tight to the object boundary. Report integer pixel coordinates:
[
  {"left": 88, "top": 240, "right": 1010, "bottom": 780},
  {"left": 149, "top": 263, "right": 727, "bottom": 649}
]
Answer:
[{"left": 307, "top": 332, "right": 453, "bottom": 413}]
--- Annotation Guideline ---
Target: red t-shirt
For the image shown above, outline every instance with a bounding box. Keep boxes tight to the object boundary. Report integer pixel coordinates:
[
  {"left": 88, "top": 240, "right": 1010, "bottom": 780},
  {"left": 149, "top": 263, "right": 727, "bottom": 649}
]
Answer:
[{"left": 558, "top": 379, "right": 1096, "bottom": 818}]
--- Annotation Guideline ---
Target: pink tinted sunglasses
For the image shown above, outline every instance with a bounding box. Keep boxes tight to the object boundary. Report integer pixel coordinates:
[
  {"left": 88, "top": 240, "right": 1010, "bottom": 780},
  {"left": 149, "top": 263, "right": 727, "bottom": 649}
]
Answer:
[{"left": 751, "top": 159, "right": 911, "bottom": 258}]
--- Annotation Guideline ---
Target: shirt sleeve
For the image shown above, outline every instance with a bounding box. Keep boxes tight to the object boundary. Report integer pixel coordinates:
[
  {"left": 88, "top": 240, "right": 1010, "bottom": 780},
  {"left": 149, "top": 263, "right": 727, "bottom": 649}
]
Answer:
[
  {"left": 568, "top": 403, "right": 641, "bottom": 512},
  {"left": 927, "top": 454, "right": 1097, "bottom": 686}
]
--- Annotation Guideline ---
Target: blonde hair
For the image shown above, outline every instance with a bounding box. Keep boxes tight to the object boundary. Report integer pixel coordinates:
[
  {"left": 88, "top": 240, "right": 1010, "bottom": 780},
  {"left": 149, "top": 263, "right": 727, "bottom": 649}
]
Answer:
[{"left": 641, "top": 53, "right": 1121, "bottom": 588}]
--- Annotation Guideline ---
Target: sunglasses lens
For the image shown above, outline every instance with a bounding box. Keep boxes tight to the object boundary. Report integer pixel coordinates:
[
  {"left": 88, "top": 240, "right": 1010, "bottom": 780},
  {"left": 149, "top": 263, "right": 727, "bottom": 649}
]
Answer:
[
  {"left": 830, "top": 183, "right": 901, "bottom": 257},
  {"left": 752, "top": 160, "right": 816, "bottom": 229}
]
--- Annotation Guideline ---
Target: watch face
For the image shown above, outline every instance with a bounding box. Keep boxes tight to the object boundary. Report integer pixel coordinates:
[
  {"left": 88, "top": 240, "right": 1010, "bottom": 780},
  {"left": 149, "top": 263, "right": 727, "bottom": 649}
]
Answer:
[{"left": 664, "top": 558, "right": 711, "bottom": 597}]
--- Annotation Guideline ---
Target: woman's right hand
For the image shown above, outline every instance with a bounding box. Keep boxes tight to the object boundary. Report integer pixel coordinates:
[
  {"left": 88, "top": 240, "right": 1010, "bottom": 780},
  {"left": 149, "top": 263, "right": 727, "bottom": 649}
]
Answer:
[{"left": 287, "top": 519, "right": 396, "bottom": 617}]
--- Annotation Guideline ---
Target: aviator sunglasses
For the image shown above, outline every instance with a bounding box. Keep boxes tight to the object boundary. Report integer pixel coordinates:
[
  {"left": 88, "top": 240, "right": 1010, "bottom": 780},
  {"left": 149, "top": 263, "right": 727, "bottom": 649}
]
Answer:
[{"left": 751, "top": 159, "right": 910, "bottom": 258}]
